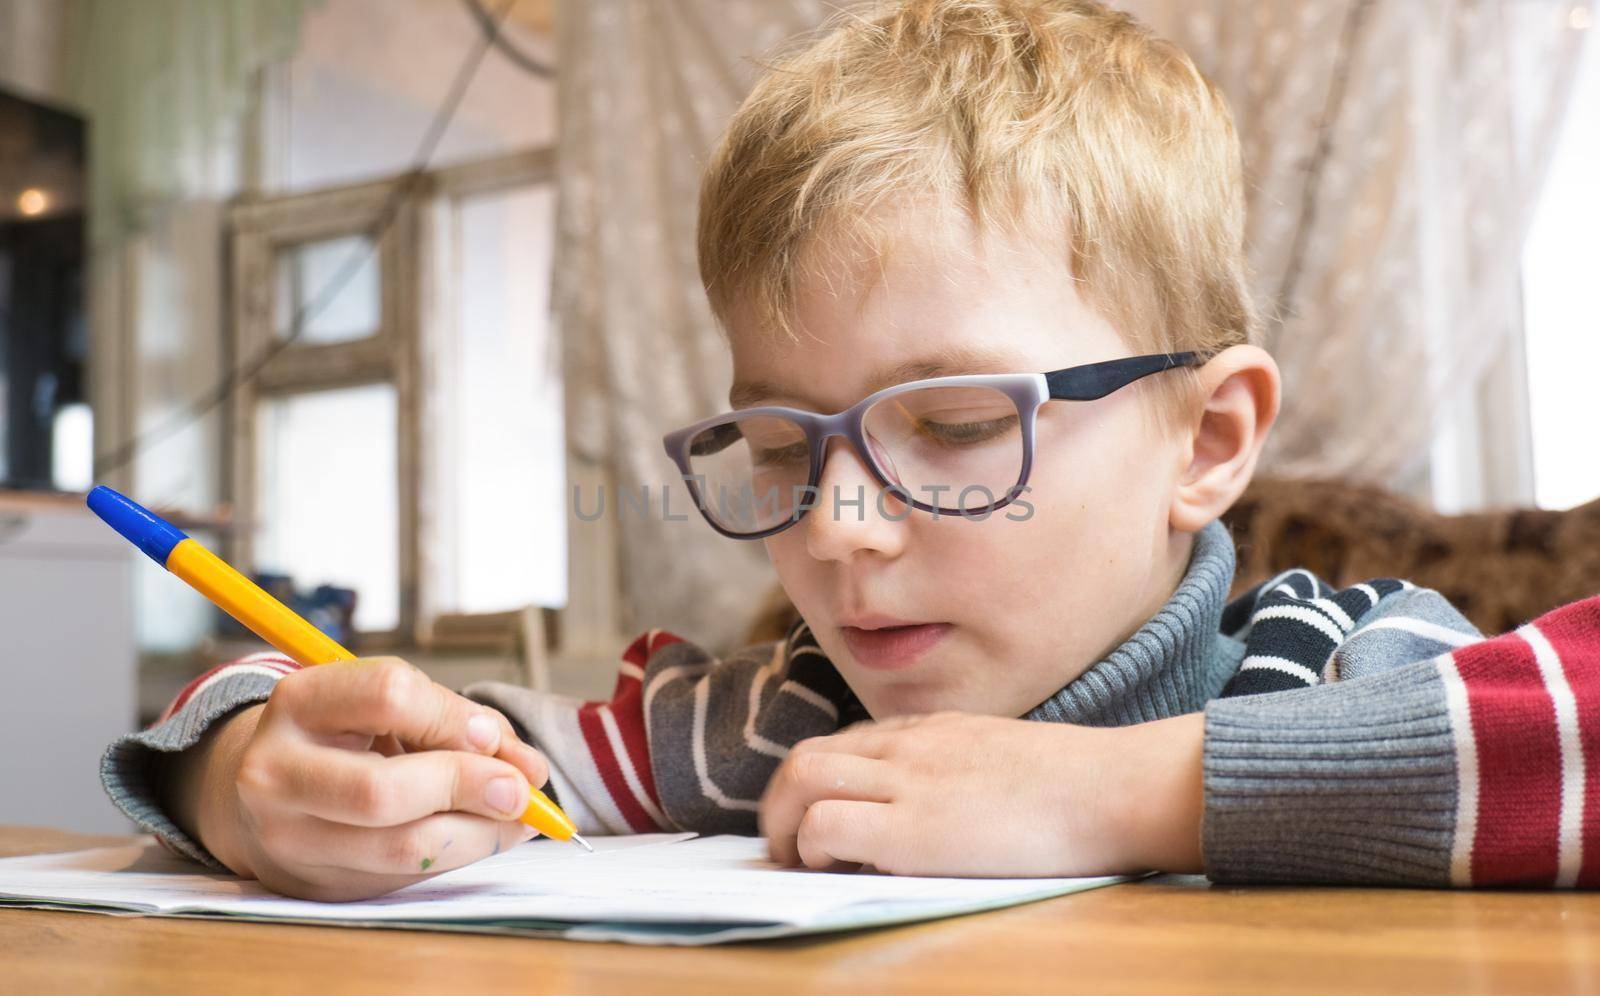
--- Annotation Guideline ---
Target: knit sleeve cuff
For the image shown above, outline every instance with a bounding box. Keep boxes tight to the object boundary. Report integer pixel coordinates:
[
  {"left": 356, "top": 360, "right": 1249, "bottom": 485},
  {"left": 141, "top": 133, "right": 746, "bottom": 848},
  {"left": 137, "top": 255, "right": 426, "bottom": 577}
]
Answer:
[
  {"left": 99, "top": 668, "right": 286, "bottom": 870},
  {"left": 1201, "top": 661, "right": 1459, "bottom": 886}
]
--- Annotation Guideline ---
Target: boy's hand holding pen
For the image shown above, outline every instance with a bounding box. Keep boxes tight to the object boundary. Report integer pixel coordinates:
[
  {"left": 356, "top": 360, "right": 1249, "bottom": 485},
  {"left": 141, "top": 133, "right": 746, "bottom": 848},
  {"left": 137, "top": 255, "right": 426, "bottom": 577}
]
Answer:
[
  {"left": 89, "top": 486, "right": 581, "bottom": 902},
  {"left": 162, "top": 661, "right": 552, "bottom": 902}
]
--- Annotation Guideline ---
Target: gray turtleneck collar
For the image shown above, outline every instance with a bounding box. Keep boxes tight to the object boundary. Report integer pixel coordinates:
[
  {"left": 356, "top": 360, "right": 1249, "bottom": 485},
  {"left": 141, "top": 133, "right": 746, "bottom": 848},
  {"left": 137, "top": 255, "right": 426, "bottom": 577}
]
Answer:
[{"left": 1023, "top": 519, "right": 1245, "bottom": 727}]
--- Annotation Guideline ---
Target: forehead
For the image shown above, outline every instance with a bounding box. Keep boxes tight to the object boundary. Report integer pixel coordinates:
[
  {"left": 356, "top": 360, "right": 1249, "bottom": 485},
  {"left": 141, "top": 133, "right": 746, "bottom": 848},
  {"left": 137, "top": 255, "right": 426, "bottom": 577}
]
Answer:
[
  {"left": 728, "top": 342, "right": 1028, "bottom": 410},
  {"left": 725, "top": 201, "right": 1125, "bottom": 411}
]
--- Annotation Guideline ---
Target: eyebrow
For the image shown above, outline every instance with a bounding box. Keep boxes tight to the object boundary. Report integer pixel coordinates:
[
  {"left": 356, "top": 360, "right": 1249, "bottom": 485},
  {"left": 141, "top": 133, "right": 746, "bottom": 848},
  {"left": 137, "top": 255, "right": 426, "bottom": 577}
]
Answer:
[{"left": 728, "top": 344, "right": 1024, "bottom": 410}]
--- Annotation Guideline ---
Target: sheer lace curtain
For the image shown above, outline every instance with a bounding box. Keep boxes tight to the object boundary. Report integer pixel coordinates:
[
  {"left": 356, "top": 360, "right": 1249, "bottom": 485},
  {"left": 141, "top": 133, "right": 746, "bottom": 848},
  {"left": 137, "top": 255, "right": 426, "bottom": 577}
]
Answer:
[
  {"left": 60, "top": 0, "right": 317, "bottom": 516},
  {"left": 553, "top": 0, "right": 1591, "bottom": 650},
  {"left": 67, "top": 0, "right": 316, "bottom": 252},
  {"left": 1124, "top": 0, "right": 1592, "bottom": 494},
  {"left": 554, "top": 0, "right": 829, "bottom": 652}
]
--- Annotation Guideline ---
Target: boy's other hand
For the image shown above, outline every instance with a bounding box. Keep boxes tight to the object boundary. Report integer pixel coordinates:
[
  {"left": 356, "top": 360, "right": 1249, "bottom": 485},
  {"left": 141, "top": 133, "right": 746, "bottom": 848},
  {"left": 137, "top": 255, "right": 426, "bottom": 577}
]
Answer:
[
  {"left": 169, "top": 658, "right": 551, "bottom": 901},
  {"left": 758, "top": 711, "right": 1205, "bottom": 878}
]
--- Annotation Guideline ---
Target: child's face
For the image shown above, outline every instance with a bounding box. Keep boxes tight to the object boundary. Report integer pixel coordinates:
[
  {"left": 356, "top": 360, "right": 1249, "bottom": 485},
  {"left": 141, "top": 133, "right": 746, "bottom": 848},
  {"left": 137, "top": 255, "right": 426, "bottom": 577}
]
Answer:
[{"left": 727, "top": 206, "right": 1200, "bottom": 718}]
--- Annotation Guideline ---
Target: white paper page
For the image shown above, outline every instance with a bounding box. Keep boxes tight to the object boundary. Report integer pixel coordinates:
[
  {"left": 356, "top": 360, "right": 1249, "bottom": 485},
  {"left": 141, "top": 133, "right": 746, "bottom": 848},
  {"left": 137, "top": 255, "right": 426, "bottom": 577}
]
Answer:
[{"left": 0, "top": 833, "right": 1126, "bottom": 932}]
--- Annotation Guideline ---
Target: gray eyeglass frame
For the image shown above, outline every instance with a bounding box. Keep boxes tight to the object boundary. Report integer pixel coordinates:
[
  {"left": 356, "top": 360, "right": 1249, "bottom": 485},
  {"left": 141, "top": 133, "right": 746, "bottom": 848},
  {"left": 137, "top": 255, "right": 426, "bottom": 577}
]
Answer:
[{"left": 661, "top": 352, "right": 1203, "bottom": 540}]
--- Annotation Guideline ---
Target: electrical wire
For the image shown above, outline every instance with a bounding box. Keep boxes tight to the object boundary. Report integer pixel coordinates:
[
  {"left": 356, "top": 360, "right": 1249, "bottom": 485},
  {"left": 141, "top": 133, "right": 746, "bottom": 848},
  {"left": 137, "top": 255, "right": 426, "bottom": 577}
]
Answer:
[{"left": 459, "top": 0, "right": 555, "bottom": 78}]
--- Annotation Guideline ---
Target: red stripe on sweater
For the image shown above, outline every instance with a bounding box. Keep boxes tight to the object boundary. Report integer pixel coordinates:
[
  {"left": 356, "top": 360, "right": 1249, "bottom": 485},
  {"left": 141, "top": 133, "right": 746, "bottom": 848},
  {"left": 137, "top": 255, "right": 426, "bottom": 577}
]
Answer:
[
  {"left": 575, "top": 702, "right": 659, "bottom": 832},
  {"left": 619, "top": 629, "right": 685, "bottom": 671},
  {"left": 596, "top": 630, "right": 687, "bottom": 821},
  {"left": 621, "top": 631, "right": 653, "bottom": 670},
  {"left": 606, "top": 673, "right": 661, "bottom": 814},
  {"left": 158, "top": 656, "right": 300, "bottom": 724},
  {"left": 1535, "top": 598, "right": 1600, "bottom": 886},
  {"left": 1454, "top": 630, "right": 1562, "bottom": 885}
]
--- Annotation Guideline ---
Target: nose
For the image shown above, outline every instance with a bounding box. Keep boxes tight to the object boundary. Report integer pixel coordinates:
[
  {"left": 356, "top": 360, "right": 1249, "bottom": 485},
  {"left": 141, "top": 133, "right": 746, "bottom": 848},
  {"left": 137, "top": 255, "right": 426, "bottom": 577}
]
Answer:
[{"left": 801, "top": 434, "right": 910, "bottom": 562}]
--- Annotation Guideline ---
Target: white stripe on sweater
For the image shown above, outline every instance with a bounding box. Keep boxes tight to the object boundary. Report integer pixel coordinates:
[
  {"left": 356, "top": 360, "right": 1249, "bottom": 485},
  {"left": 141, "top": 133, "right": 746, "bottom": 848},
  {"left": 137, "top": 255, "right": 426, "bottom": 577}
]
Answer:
[
  {"left": 182, "top": 662, "right": 295, "bottom": 705},
  {"left": 1347, "top": 616, "right": 1478, "bottom": 649},
  {"left": 643, "top": 662, "right": 710, "bottom": 719},
  {"left": 691, "top": 677, "right": 761, "bottom": 812},
  {"left": 1435, "top": 651, "right": 1479, "bottom": 887},
  {"left": 1239, "top": 654, "right": 1321, "bottom": 685},
  {"left": 1520, "top": 623, "right": 1585, "bottom": 887},
  {"left": 1250, "top": 604, "right": 1347, "bottom": 645},
  {"left": 534, "top": 692, "right": 622, "bottom": 834},
  {"left": 1268, "top": 568, "right": 1319, "bottom": 600},
  {"left": 741, "top": 645, "right": 789, "bottom": 759},
  {"left": 233, "top": 652, "right": 299, "bottom": 667},
  {"left": 596, "top": 704, "right": 673, "bottom": 829},
  {"left": 778, "top": 680, "right": 839, "bottom": 719},
  {"left": 1311, "top": 597, "right": 1356, "bottom": 631}
]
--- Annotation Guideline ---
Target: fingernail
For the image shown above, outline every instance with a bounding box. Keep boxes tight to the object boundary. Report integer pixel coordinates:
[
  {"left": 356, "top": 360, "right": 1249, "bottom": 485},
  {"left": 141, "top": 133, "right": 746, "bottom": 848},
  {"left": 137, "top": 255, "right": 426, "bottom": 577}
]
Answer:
[
  {"left": 467, "top": 713, "right": 499, "bottom": 752},
  {"left": 485, "top": 777, "right": 521, "bottom": 816},
  {"left": 521, "top": 826, "right": 539, "bottom": 842}
]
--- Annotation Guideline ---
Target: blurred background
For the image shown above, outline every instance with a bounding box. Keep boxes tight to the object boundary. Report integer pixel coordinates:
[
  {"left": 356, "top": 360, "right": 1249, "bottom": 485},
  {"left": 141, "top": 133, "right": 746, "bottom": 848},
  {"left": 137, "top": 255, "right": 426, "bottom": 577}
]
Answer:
[{"left": 0, "top": 0, "right": 1594, "bottom": 832}]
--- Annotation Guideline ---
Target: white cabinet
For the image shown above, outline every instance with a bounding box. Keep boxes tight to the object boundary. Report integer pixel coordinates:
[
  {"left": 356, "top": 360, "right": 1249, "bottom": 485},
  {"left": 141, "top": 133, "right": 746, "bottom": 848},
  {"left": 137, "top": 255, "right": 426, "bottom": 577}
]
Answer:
[{"left": 0, "top": 495, "right": 136, "bottom": 832}]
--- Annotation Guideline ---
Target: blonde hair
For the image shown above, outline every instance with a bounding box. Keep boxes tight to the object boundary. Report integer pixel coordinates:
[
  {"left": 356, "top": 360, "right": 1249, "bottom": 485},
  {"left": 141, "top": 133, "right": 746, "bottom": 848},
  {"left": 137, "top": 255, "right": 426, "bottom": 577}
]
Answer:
[{"left": 697, "top": 0, "right": 1258, "bottom": 377}]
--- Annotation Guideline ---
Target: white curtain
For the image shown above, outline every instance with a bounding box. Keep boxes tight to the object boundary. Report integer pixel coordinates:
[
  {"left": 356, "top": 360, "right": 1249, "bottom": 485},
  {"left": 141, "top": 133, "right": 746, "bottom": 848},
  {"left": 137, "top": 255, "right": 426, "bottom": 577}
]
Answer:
[
  {"left": 555, "top": 0, "right": 831, "bottom": 652},
  {"left": 554, "top": 0, "right": 1592, "bottom": 649},
  {"left": 1124, "top": 0, "right": 1592, "bottom": 488},
  {"left": 67, "top": 0, "right": 316, "bottom": 251}
]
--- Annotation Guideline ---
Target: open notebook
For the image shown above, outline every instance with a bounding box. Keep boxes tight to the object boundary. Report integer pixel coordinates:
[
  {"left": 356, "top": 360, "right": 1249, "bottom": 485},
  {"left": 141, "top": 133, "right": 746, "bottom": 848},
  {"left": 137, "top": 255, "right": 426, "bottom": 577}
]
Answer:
[{"left": 0, "top": 833, "right": 1128, "bottom": 945}]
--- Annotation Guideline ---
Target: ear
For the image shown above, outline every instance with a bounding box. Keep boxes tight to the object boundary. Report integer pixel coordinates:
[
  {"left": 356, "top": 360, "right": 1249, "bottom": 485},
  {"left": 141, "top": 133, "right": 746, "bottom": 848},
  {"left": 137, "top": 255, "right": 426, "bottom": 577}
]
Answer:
[{"left": 1168, "top": 345, "right": 1280, "bottom": 533}]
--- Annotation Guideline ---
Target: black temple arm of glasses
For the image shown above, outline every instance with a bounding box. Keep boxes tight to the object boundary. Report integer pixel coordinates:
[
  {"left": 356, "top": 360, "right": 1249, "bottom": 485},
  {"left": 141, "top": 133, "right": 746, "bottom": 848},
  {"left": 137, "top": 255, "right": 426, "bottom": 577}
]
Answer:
[{"left": 1044, "top": 352, "right": 1203, "bottom": 401}]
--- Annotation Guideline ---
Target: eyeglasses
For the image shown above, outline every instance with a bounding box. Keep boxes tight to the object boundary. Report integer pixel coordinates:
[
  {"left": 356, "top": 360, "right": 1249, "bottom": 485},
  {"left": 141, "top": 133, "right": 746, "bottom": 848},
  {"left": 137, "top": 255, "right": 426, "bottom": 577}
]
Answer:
[{"left": 661, "top": 352, "right": 1203, "bottom": 540}]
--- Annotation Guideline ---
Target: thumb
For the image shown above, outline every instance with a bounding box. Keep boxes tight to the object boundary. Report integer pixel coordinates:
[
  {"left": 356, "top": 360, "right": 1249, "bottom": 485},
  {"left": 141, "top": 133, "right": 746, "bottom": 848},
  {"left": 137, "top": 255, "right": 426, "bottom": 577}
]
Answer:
[{"left": 483, "top": 708, "right": 551, "bottom": 789}]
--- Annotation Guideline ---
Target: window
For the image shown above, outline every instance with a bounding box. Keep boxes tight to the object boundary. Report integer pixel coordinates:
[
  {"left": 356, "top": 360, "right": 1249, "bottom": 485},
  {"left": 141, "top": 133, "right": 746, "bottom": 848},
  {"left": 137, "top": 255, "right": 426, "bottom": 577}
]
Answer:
[
  {"left": 430, "top": 183, "right": 566, "bottom": 615},
  {"left": 274, "top": 234, "right": 381, "bottom": 345},
  {"left": 256, "top": 383, "right": 400, "bottom": 631},
  {"left": 229, "top": 149, "right": 563, "bottom": 646},
  {"left": 1523, "top": 38, "right": 1600, "bottom": 510}
]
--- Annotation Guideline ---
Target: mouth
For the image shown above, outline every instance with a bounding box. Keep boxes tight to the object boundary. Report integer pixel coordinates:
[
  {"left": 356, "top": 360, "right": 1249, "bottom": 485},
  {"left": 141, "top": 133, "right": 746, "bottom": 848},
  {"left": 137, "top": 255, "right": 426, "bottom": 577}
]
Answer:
[{"left": 838, "top": 618, "right": 952, "bottom": 671}]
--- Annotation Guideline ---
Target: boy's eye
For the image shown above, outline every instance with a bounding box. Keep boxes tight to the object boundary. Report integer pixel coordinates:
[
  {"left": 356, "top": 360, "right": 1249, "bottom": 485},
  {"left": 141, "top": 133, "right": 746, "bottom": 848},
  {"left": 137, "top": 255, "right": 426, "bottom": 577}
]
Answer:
[
  {"left": 914, "top": 414, "right": 1018, "bottom": 446},
  {"left": 689, "top": 422, "right": 744, "bottom": 457},
  {"left": 753, "top": 441, "right": 810, "bottom": 467}
]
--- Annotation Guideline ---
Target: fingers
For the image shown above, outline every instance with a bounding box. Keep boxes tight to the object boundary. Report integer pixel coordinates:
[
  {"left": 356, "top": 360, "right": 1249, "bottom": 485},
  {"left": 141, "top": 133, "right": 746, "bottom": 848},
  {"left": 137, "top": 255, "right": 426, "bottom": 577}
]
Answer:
[
  {"left": 268, "top": 658, "right": 508, "bottom": 755},
  {"left": 292, "top": 811, "right": 536, "bottom": 878},
  {"left": 785, "top": 716, "right": 926, "bottom": 762},
  {"left": 264, "top": 661, "right": 551, "bottom": 786},
  {"left": 794, "top": 800, "right": 893, "bottom": 871},
  {"left": 244, "top": 741, "right": 533, "bottom": 828},
  {"left": 760, "top": 751, "right": 893, "bottom": 866},
  {"left": 485, "top": 709, "right": 550, "bottom": 789}
]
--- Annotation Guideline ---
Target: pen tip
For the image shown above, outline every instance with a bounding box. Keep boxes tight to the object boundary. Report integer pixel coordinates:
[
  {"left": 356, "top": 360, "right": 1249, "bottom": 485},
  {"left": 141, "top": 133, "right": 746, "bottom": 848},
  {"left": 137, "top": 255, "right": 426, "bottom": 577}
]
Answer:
[{"left": 572, "top": 833, "right": 594, "bottom": 853}]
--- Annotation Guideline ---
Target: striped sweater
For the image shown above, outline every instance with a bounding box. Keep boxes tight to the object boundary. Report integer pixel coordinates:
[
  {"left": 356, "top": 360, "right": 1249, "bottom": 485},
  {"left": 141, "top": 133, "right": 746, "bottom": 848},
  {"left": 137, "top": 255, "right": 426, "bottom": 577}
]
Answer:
[{"left": 101, "top": 521, "right": 1600, "bottom": 887}]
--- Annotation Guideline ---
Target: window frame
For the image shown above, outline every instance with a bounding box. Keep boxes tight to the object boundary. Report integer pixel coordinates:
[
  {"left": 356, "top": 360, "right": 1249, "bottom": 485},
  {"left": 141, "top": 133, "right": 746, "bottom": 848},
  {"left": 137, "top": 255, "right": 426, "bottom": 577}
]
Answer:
[{"left": 226, "top": 147, "right": 559, "bottom": 649}]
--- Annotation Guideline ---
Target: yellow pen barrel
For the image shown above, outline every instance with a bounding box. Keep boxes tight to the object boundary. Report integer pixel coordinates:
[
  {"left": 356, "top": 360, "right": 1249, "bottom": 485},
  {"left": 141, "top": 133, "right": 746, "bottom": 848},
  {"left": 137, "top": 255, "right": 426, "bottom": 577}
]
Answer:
[
  {"left": 166, "top": 537, "right": 584, "bottom": 845},
  {"left": 165, "top": 538, "right": 356, "bottom": 667},
  {"left": 520, "top": 788, "right": 579, "bottom": 841}
]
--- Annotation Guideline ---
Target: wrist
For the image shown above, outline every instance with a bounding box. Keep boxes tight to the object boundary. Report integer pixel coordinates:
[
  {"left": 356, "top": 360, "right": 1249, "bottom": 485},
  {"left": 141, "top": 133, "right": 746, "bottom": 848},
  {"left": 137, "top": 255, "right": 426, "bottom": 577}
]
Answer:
[
  {"left": 162, "top": 703, "right": 264, "bottom": 876},
  {"left": 1113, "top": 712, "right": 1205, "bottom": 873}
]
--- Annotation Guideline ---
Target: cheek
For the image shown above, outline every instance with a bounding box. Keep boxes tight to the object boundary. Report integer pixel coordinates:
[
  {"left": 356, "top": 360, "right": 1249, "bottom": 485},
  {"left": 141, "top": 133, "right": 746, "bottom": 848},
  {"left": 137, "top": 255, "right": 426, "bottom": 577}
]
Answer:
[
  {"left": 1029, "top": 400, "right": 1174, "bottom": 527},
  {"left": 763, "top": 531, "right": 823, "bottom": 613},
  {"left": 978, "top": 408, "right": 1174, "bottom": 600}
]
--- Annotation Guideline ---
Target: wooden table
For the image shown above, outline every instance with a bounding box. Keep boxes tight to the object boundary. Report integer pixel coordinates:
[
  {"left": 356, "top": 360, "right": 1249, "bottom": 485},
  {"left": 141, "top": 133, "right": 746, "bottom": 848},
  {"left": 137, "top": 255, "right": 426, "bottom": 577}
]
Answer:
[{"left": 4, "top": 826, "right": 1598, "bottom": 995}]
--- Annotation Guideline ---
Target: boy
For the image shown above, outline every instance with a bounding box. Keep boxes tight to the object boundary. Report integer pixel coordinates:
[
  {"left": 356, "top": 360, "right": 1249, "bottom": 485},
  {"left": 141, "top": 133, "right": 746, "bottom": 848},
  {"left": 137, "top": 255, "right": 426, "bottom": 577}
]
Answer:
[{"left": 103, "top": 0, "right": 1600, "bottom": 901}]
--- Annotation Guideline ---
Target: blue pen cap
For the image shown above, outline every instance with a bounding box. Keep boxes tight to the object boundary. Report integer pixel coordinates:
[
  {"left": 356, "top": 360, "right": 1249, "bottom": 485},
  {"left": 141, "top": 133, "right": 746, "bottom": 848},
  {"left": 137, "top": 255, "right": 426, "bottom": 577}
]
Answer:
[{"left": 87, "top": 485, "right": 190, "bottom": 566}]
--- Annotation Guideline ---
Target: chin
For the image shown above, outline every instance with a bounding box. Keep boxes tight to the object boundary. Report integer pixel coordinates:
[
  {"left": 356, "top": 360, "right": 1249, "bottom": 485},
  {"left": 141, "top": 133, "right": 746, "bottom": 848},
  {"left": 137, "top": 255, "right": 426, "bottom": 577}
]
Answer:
[{"left": 856, "top": 680, "right": 969, "bottom": 719}]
